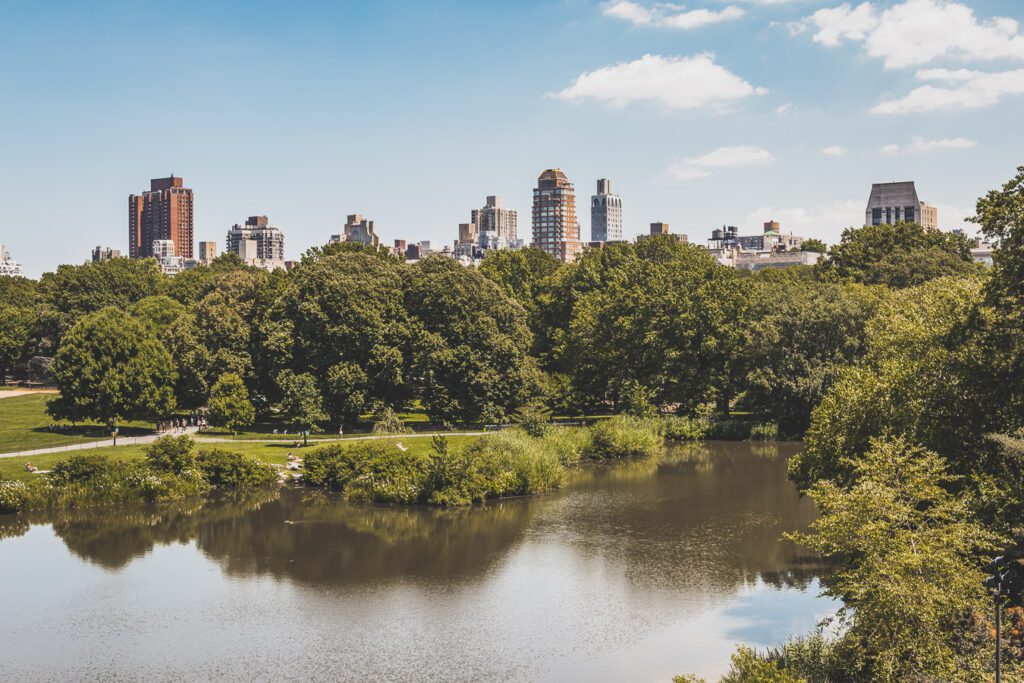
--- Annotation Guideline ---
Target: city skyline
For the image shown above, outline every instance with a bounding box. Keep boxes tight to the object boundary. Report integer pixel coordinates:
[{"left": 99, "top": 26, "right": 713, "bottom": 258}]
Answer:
[{"left": 5, "top": 0, "right": 1024, "bottom": 276}]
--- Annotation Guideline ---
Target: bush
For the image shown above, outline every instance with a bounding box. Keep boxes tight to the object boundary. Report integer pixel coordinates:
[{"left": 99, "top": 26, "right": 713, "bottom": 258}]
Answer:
[
  {"left": 196, "top": 449, "right": 277, "bottom": 489},
  {"left": 542, "top": 427, "right": 592, "bottom": 467},
  {"left": 588, "top": 416, "right": 662, "bottom": 459},
  {"left": 750, "top": 422, "right": 779, "bottom": 441},
  {"left": 659, "top": 416, "right": 706, "bottom": 442},
  {"left": 49, "top": 455, "right": 117, "bottom": 486},
  {"left": 0, "top": 480, "right": 31, "bottom": 514},
  {"left": 704, "top": 418, "right": 755, "bottom": 440},
  {"left": 303, "top": 442, "right": 432, "bottom": 503},
  {"left": 428, "top": 429, "right": 565, "bottom": 506},
  {"left": 144, "top": 436, "right": 197, "bottom": 474},
  {"left": 372, "top": 406, "right": 411, "bottom": 435},
  {"left": 515, "top": 402, "right": 552, "bottom": 438}
]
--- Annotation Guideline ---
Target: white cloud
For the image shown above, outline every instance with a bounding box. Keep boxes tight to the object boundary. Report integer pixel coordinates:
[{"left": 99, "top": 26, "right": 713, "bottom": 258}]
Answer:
[
  {"left": 775, "top": 103, "right": 793, "bottom": 114},
  {"left": 822, "top": 145, "right": 847, "bottom": 157},
  {"left": 551, "top": 53, "right": 767, "bottom": 110},
  {"left": 906, "top": 135, "right": 977, "bottom": 152},
  {"left": 799, "top": 2, "right": 877, "bottom": 47},
  {"left": 668, "top": 145, "right": 774, "bottom": 180},
  {"left": 871, "top": 68, "right": 1024, "bottom": 113},
  {"left": 882, "top": 143, "right": 901, "bottom": 155},
  {"left": 743, "top": 200, "right": 864, "bottom": 244},
  {"left": 603, "top": 2, "right": 745, "bottom": 29},
  {"left": 797, "top": 0, "right": 1024, "bottom": 69}
]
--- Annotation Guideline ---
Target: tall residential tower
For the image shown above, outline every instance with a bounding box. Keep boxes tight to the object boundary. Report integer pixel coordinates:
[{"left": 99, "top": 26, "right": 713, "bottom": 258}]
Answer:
[
  {"left": 532, "top": 169, "right": 582, "bottom": 262},
  {"left": 129, "top": 175, "right": 194, "bottom": 259},
  {"left": 865, "top": 181, "right": 938, "bottom": 231},
  {"left": 590, "top": 179, "right": 622, "bottom": 243}
]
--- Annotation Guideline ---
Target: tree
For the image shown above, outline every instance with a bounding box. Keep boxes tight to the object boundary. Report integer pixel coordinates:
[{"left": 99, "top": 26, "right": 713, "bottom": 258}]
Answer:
[
  {"left": 973, "top": 165, "right": 1024, "bottom": 313},
  {"left": 800, "top": 238, "right": 827, "bottom": 254},
  {"left": 816, "top": 222, "right": 973, "bottom": 287},
  {"left": 743, "top": 281, "right": 888, "bottom": 434},
  {"left": 405, "top": 256, "right": 542, "bottom": 424},
  {"left": 0, "top": 303, "right": 35, "bottom": 385},
  {"left": 561, "top": 237, "right": 748, "bottom": 414},
  {"left": 278, "top": 252, "right": 411, "bottom": 424},
  {"left": 207, "top": 373, "right": 255, "bottom": 434},
  {"left": 129, "top": 295, "right": 186, "bottom": 335},
  {"left": 790, "top": 438, "right": 997, "bottom": 681},
  {"left": 47, "top": 307, "right": 176, "bottom": 429},
  {"left": 276, "top": 370, "right": 327, "bottom": 445},
  {"left": 478, "top": 247, "right": 560, "bottom": 312}
]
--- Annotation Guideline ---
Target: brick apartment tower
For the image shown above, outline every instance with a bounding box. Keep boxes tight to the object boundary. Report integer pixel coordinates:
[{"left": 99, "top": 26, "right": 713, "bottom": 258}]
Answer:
[
  {"left": 532, "top": 168, "right": 582, "bottom": 262},
  {"left": 129, "top": 175, "right": 194, "bottom": 259}
]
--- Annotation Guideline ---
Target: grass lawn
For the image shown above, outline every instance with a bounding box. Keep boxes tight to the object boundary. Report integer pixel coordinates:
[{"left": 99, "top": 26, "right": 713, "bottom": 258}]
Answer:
[
  {"left": 0, "top": 433, "right": 482, "bottom": 483},
  {"left": 0, "top": 394, "right": 154, "bottom": 454}
]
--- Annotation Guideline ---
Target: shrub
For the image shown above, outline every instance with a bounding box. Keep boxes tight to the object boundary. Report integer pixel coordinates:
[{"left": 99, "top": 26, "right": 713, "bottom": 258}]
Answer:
[
  {"left": 542, "top": 427, "right": 592, "bottom": 467},
  {"left": 659, "top": 416, "right": 706, "bottom": 442},
  {"left": 620, "top": 380, "right": 657, "bottom": 418},
  {"left": 196, "top": 449, "right": 277, "bottom": 489},
  {"left": 49, "top": 455, "right": 117, "bottom": 486},
  {"left": 144, "top": 435, "right": 197, "bottom": 474},
  {"left": 515, "top": 402, "right": 552, "bottom": 438},
  {"left": 588, "top": 416, "right": 662, "bottom": 459},
  {"left": 428, "top": 429, "right": 565, "bottom": 506},
  {"left": 303, "top": 442, "right": 431, "bottom": 503},
  {"left": 750, "top": 422, "right": 779, "bottom": 441},
  {"left": 0, "top": 480, "right": 31, "bottom": 514},
  {"left": 372, "top": 406, "right": 411, "bottom": 435},
  {"left": 704, "top": 418, "right": 755, "bottom": 440}
]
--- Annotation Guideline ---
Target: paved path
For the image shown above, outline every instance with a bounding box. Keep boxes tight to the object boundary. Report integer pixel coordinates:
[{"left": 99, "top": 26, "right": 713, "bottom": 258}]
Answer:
[
  {"left": 0, "top": 429, "right": 487, "bottom": 459},
  {"left": 0, "top": 389, "right": 58, "bottom": 400}
]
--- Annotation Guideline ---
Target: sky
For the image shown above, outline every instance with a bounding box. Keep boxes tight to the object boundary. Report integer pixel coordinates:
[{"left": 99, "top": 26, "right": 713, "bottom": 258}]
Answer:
[{"left": 3, "top": 0, "right": 1024, "bottom": 276}]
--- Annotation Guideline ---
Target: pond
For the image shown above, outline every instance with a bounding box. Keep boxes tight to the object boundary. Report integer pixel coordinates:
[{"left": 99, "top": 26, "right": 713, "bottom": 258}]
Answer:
[{"left": 0, "top": 441, "right": 834, "bottom": 681}]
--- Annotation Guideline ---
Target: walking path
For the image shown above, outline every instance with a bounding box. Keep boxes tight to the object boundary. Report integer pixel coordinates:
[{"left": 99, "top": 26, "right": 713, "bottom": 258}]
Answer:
[
  {"left": 0, "top": 429, "right": 486, "bottom": 459},
  {"left": 0, "top": 389, "right": 58, "bottom": 400}
]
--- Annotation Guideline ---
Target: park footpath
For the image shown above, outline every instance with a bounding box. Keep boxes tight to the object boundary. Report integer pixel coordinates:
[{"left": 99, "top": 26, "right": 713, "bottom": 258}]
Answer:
[{"left": 0, "top": 429, "right": 487, "bottom": 459}]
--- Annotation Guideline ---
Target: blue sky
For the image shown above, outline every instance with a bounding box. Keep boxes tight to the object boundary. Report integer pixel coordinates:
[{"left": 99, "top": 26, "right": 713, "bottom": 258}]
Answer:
[{"left": 3, "top": 0, "right": 1024, "bottom": 276}]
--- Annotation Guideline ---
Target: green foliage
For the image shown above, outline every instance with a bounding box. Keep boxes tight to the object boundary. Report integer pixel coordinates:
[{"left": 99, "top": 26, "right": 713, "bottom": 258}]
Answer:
[
  {"left": 144, "top": 436, "right": 197, "bottom": 474},
  {"left": 48, "top": 307, "right": 177, "bottom": 428},
  {"left": 47, "top": 454, "right": 207, "bottom": 506},
  {"left": 128, "top": 295, "right": 186, "bottom": 335},
  {"left": 719, "top": 647, "right": 805, "bottom": 682},
  {"left": 276, "top": 370, "right": 328, "bottom": 441},
  {"left": 541, "top": 427, "right": 592, "bottom": 467},
  {"left": 799, "top": 238, "right": 827, "bottom": 254},
  {"left": 0, "top": 479, "right": 32, "bottom": 514},
  {"left": 588, "top": 416, "right": 662, "bottom": 459},
  {"left": 302, "top": 442, "right": 432, "bottom": 503},
  {"left": 619, "top": 379, "right": 657, "bottom": 418},
  {"left": 816, "top": 221, "right": 973, "bottom": 287},
  {"left": 743, "top": 280, "right": 888, "bottom": 434},
  {"left": 658, "top": 416, "right": 706, "bottom": 442},
  {"left": 406, "top": 256, "right": 542, "bottom": 424},
  {"left": 428, "top": 429, "right": 565, "bottom": 506},
  {"left": 514, "top": 401, "right": 552, "bottom": 437},
  {"left": 372, "top": 406, "right": 411, "bottom": 434},
  {"left": 789, "top": 438, "right": 998, "bottom": 682},
  {"left": 478, "top": 247, "right": 560, "bottom": 316},
  {"left": 0, "top": 302, "right": 36, "bottom": 384},
  {"left": 207, "top": 373, "right": 255, "bottom": 434},
  {"left": 749, "top": 422, "right": 778, "bottom": 441},
  {"left": 195, "top": 448, "right": 277, "bottom": 489}
]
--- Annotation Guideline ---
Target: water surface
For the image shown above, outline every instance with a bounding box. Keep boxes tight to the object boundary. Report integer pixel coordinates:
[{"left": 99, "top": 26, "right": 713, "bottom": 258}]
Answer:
[{"left": 0, "top": 441, "right": 833, "bottom": 681}]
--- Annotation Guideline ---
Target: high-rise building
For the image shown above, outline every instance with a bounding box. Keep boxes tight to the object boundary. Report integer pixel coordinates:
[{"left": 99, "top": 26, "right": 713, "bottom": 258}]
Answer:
[
  {"left": 129, "top": 175, "right": 194, "bottom": 259},
  {"left": 91, "top": 246, "right": 122, "bottom": 262},
  {"left": 197, "top": 241, "right": 217, "bottom": 265},
  {"left": 591, "top": 179, "right": 623, "bottom": 243},
  {"left": 472, "top": 196, "right": 518, "bottom": 244},
  {"left": 226, "top": 216, "right": 285, "bottom": 262},
  {"left": 532, "top": 169, "right": 582, "bottom": 262},
  {"left": 865, "top": 181, "right": 938, "bottom": 231},
  {"left": 331, "top": 214, "right": 380, "bottom": 247},
  {"left": 0, "top": 245, "right": 24, "bottom": 277},
  {"left": 650, "top": 221, "right": 670, "bottom": 236}
]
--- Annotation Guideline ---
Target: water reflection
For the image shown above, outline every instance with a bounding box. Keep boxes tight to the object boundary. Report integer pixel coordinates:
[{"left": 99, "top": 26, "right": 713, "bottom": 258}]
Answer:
[{"left": 0, "top": 441, "right": 830, "bottom": 681}]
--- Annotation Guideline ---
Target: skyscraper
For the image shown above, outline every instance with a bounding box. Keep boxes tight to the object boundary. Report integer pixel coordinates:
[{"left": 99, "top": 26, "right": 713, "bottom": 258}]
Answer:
[
  {"left": 226, "top": 216, "right": 285, "bottom": 261},
  {"left": 91, "top": 246, "right": 122, "bottom": 262},
  {"left": 591, "top": 179, "right": 622, "bottom": 243},
  {"left": 472, "top": 196, "right": 518, "bottom": 244},
  {"left": 129, "top": 176, "right": 194, "bottom": 259},
  {"left": 197, "top": 241, "right": 217, "bottom": 265},
  {"left": 865, "top": 181, "right": 938, "bottom": 231},
  {"left": 532, "top": 169, "right": 582, "bottom": 262},
  {"left": 330, "top": 214, "right": 379, "bottom": 247}
]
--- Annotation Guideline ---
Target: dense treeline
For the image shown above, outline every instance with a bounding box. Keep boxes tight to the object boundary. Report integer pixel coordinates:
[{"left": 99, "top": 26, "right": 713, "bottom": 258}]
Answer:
[{"left": 0, "top": 194, "right": 982, "bottom": 437}]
